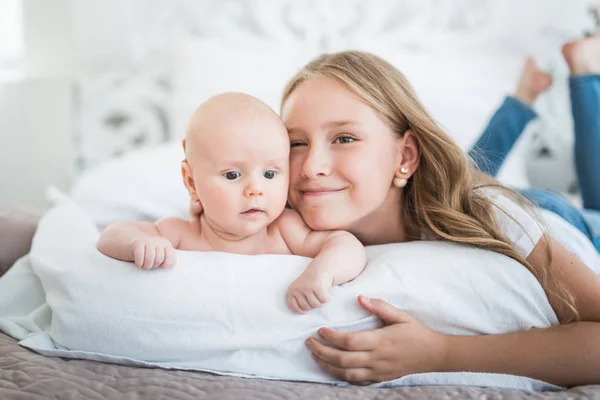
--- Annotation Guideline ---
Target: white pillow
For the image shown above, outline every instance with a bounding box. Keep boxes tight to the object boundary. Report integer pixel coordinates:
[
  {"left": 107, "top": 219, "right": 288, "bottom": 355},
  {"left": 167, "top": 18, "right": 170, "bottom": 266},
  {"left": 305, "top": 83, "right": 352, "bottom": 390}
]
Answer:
[
  {"left": 69, "top": 141, "right": 190, "bottom": 227},
  {"left": 28, "top": 195, "right": 558, "bottom": 382}
]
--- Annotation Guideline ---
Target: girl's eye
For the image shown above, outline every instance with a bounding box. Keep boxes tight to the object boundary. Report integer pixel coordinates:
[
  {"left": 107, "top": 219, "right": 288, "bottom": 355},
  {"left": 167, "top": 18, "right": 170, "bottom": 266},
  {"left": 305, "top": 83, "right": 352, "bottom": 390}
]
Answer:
[
  {"left": 335, "top": 135, "right": 355, "bottom": 144},
  {"left": 224, "top": 171, "right": 240, "bottom": 180},
  {"left": 290, "top": 141, "right": 306, "bottom": 148},
  {"left": 264, "top": 170, "right": 277, "bottom": 179}
]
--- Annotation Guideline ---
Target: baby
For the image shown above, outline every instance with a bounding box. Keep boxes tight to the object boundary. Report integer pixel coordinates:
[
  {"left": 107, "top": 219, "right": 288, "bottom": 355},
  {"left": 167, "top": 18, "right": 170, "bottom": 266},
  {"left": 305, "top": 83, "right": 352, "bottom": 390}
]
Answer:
[{"left": 97, "top": 92, "right": 367, "bottom": 314}]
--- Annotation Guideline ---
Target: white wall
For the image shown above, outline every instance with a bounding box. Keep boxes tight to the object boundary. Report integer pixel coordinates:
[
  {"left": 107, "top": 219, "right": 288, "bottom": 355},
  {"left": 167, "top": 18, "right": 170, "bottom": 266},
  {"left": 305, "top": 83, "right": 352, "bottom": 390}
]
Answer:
[
  {"left": 0, "top": 78, "right": 74, "bottom": 212},
  {"left": 0, "top": 0, "right": 74, "bottom": 211},
  {"left": 23, "top": 0, "right": 74, "bottom": 78}
]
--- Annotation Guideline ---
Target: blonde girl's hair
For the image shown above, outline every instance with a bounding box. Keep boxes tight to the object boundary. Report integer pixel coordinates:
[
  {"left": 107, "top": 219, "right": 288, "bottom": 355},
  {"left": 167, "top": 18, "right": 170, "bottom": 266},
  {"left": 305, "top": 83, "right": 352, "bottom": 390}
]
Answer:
[{"left": 281, "top": 51, "right": 577, "bottom": 323}]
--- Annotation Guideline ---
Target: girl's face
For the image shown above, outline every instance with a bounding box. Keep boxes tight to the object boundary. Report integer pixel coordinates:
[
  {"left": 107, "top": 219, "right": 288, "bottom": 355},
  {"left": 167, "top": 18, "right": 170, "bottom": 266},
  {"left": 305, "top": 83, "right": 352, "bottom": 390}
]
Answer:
[{"left": 281, "top": 76, "right": 411, "bottom": 241}]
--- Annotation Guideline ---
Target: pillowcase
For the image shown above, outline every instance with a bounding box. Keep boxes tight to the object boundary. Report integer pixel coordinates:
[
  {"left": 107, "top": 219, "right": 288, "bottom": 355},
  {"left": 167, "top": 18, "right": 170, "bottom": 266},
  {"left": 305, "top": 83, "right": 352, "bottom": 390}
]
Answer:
[
  {"left": 28, "top": 195, "right": 558, "bottom": 382},
  {"left": 69, "top": 141, "right": 190, "bottom": 227}
]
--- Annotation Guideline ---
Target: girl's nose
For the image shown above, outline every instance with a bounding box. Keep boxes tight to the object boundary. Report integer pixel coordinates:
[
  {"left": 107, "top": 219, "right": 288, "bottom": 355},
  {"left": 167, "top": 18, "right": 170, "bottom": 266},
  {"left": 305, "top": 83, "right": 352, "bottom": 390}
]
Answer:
[{"left": 302, "top": 147, "right": 332, "bottom": 179}]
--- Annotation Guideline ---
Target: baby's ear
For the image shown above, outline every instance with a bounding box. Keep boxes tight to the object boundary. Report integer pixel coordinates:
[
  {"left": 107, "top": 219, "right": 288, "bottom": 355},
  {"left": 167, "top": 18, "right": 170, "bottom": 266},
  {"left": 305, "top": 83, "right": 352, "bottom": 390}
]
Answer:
[
  {"left": 190, "top": 199, "right": 204, "bottom": 216},
  {"left": 181, "top": 160, "right": 197, "bottom": 199},
  {"left": 181, "top": 160, "right": 204, "bottom": 217}
]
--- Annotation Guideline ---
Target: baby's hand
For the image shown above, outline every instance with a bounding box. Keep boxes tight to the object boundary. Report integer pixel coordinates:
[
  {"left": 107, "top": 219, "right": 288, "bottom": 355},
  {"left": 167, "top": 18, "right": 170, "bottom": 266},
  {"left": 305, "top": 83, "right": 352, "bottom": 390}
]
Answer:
[
  {"left": 287, "top": 271, "right": 333, "bottom": 313},
  {"left": 128, "top": 237, "right": 176, "bottom": 270}
]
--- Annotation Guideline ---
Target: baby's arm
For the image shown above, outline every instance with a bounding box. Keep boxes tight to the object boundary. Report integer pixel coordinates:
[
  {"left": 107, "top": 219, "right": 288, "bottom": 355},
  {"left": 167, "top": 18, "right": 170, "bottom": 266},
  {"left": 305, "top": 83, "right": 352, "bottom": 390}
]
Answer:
[
  {"left": 97, "top": 217, "right": 184, "bottom": 270},
  {"left": 277, "top": 210, "right": 367, "bottom": 313}
]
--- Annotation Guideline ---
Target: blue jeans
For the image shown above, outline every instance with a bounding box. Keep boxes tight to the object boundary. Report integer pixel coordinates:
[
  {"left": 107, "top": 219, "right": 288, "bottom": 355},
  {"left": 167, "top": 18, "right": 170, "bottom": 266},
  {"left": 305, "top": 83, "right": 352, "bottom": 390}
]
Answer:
[{"left": 469, "top": 75, "right": 600, "bottom": 252}]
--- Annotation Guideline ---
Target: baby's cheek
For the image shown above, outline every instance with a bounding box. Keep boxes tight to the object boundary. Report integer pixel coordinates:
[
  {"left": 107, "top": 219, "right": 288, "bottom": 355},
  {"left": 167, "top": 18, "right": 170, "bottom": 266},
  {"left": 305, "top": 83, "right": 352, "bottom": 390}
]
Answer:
[
  {"left": 202, "top": 186, "right": 236, "bottom": 214},
  {"left": 274, "top": 182, "right": 290, "bottom": 210}
]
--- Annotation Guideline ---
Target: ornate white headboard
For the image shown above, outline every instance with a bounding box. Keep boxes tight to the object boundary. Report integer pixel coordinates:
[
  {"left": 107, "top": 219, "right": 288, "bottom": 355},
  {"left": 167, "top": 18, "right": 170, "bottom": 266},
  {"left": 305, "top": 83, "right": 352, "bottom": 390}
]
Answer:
[{"left": 70, "top": 0, "right": 596, "bottom": 174}]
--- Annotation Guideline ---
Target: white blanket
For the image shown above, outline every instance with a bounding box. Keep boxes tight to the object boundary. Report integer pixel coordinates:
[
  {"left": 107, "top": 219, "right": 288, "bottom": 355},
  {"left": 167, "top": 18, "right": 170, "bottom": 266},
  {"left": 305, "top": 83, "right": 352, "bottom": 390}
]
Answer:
[{"left": 0, "top": 195, "right": 566, "bottom": 391}]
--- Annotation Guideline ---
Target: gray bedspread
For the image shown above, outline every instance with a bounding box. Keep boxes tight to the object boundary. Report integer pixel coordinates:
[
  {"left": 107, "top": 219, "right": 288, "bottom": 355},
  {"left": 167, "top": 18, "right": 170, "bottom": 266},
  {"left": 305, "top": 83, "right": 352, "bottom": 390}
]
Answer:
[{"left": 1, "top": 333, "right": 599, "bottom": 399}]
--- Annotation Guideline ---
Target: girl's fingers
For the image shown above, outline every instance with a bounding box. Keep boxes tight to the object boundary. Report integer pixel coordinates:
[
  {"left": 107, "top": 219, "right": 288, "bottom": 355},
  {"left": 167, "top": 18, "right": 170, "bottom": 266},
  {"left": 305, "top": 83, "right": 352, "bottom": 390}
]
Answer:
[
  {"left": 307, "top": 337, "right": 371, "bottom": 369},
  {"left": 318, "top": 328, "right": 378, "bottom": 351},
  {"left": 358, "top": 296, "right": 413, "bottom": 325},
  {"left": 310, "top": 352, "right": 372, "bottom": 384}
]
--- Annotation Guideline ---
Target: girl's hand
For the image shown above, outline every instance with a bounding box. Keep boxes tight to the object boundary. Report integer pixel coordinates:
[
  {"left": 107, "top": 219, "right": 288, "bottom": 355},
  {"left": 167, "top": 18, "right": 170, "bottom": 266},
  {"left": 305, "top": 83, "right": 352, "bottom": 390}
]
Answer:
[{"left": 305, "top": 296, "right": 449, "bottom": 385}]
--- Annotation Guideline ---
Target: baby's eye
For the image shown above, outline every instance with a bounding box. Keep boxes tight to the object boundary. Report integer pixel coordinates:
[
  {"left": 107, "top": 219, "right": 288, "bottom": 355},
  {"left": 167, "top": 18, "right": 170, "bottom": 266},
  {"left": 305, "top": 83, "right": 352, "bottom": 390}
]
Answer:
[
  {"left": 264, "top": 170, "right": 277, "bottom": 179},
  {"left": 290, "top": 141, "right": 306, "bottom": 148},
  {"left": 224, "top": 171, "right": 240, "bottom": 180},
  {"left": 334, "top": 135, "right": 355, "bottom": 144}
]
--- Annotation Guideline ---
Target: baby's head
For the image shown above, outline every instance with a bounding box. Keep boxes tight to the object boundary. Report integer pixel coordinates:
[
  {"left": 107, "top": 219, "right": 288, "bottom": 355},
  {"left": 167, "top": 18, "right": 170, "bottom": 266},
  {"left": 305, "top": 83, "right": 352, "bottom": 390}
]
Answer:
[{"left": 182, "top": 92, "right": 290, "bottom": 237}]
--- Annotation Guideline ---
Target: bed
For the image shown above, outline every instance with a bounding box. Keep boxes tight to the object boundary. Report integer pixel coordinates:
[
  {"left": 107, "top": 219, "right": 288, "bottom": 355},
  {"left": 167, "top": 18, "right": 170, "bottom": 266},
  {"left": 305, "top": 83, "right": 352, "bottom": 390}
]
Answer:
[
  {"left": 1, "top": 207, "right": 599, "bottom": 399},
  {"left": 3, "top": 2, "right": 598, "bottom": 397}
]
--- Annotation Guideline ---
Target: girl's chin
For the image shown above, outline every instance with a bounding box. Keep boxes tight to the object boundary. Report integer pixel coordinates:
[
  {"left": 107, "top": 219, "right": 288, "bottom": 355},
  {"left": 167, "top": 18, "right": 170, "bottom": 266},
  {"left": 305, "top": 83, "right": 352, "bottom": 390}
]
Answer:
[{"left": 302, "top": 213, "right": 349, "bottom": 231}]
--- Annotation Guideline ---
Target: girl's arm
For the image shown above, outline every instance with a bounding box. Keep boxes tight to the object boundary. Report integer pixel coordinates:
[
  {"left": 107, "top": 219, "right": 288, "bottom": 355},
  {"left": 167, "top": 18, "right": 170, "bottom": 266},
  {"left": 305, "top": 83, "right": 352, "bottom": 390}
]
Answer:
[
  {"left": 444, "top": 321, "right": 600, "bottom": 386},
  {"left": 444, "top": 236, "right": 600, "bottom": 386},
  {"left": 307, "top": 237, "right": 600, "bottom": 386}
]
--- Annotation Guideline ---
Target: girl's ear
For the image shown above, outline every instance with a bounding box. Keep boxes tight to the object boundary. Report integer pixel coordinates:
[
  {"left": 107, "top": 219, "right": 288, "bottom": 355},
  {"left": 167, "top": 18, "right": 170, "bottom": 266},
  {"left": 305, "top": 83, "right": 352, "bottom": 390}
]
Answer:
[
  {"left": 181, "top": 159, "right": 200, "bottom": 201},
  {"left": 395, "top": 129, "right": 420, "bottom": 179}
]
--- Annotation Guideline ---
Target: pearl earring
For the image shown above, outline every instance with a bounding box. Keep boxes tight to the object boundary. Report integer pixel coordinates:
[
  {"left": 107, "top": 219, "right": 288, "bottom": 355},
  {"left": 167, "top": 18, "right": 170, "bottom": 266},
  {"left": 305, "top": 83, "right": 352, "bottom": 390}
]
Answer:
[
  {"left": 393, "top": 167, "right": 409, "bottom": 187},
  {"left": 393, "top": 177, "right": 407, "bottom": 188}
]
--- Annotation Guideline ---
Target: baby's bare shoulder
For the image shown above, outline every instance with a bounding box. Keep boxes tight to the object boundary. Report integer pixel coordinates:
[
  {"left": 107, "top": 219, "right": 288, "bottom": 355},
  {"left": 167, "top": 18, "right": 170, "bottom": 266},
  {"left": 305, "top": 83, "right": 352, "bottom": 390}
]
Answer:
[
  {"left": 156, "top": 216, "right": 191, "bottom": 231},
  {"left": 155, "top": 216, "right": 202, "bottom": 249}
]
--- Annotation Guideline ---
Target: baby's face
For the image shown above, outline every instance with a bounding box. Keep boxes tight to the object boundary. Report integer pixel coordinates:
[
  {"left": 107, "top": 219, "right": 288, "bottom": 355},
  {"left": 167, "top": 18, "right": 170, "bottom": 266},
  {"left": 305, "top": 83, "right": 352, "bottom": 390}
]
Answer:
[{"left": 188, "top": 114, "right": 290, "bottom": 237}]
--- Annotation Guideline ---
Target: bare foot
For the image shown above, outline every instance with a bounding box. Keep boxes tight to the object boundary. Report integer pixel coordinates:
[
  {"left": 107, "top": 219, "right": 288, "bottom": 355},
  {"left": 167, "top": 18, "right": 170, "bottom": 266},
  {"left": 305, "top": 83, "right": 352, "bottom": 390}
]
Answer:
[
  {"left": 562, "top": 34, "right": 600, "bottom": 75},
  {"left": 515, "top": 57, "right": 552, "bottom": 105}
]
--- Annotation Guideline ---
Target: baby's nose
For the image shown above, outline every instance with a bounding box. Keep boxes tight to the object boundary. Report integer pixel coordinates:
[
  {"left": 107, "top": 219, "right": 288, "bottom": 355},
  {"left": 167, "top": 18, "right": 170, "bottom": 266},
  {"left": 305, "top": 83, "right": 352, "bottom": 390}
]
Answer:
[{"left": 244, "top": 183, "right": 264, "bottom": 197}]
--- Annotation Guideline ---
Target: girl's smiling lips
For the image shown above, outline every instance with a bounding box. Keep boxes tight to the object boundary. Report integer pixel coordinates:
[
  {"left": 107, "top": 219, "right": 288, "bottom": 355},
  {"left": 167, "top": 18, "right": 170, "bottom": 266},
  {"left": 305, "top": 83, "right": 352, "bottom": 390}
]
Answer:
[{"left": 300, "top": 187, "right": 346, "bottom": 197}]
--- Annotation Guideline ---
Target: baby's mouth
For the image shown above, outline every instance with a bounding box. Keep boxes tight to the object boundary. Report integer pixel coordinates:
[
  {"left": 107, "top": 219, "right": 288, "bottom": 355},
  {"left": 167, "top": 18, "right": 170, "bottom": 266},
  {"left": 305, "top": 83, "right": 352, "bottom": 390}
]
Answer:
[{"left": 241, "top": 208, "right": 265, "bottom": 215}]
